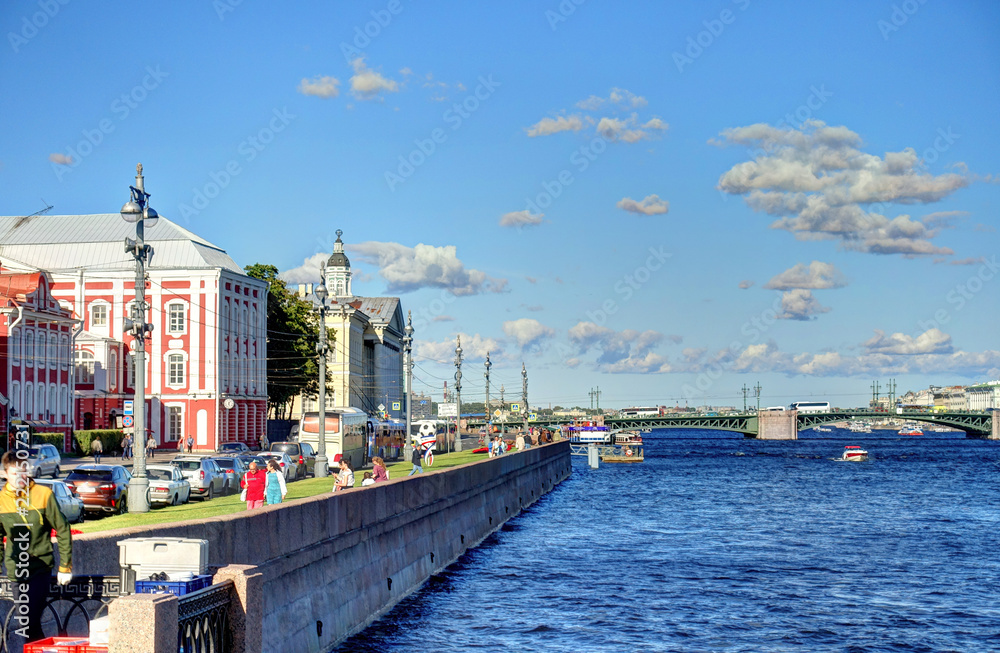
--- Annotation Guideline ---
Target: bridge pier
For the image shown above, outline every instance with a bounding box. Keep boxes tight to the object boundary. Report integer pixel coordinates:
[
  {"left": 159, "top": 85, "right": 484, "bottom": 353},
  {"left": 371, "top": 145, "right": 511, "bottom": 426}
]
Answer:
[
  {"left": 991, "top": 413, "right": 999, "bottom": 440},
  {"left": 757, "top": 409, "right": 798, "bottom": 440}
]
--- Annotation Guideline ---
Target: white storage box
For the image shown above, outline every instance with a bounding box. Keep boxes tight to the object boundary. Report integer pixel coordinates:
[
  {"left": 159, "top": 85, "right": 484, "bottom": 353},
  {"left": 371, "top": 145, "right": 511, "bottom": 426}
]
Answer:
[
  {"left": 118, "top": 537, "right": 209, "bottom": 578},
  {"left": 89, "top": 615, "right": 110, "bottom": 646}
]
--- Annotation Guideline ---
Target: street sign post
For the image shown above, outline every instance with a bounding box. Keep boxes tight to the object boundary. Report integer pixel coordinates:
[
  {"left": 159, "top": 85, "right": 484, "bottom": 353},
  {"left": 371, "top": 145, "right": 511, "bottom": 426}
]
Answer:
[
  {"left": 392, "top": 401, "right": 401, "bottom": 411},
  {"left": 123, "top": 400, "right": 134, "bottom": 415}
]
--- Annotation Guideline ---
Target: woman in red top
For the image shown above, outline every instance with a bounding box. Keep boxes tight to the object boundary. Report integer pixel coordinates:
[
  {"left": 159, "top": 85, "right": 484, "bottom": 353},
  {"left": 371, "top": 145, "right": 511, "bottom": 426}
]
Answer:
[
  {"left": 372, "top": 456, "right": 389, "bottom": 483},
  {"left": 243, "top": 461, "right": 267, "bottom": 509}
]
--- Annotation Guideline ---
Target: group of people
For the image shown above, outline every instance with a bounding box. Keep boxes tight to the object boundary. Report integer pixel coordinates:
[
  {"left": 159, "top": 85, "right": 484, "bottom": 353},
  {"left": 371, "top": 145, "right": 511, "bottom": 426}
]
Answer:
[
  {"left": 88, "top": 435, "right": 157, "bottom": 463},
  {"left": 242, "top": 459, "right": 288, "bottom": 509},
  {"left": 342, "top": 455, "right": 391, "bottom": 490},
  {"left": 489, "top": 435, "right": 508, "bottom": 457}
]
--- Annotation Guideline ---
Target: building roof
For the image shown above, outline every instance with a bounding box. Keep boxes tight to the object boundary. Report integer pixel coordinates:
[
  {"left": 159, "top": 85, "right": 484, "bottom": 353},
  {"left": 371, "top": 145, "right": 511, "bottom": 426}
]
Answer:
[
  {"left": 0, "top": 213, "right": 243, "bottom": 273},
  {"left": 326, "top": 229, "right": 350, "bottom": 269}
]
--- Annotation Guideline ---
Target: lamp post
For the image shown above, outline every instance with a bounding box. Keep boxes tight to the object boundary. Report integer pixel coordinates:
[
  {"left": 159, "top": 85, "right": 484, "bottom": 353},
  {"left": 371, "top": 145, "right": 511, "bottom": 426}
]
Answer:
[
  {"left": 453, "top": 335, "right": 463, "bottom": 452},
  {"left": 120, "top": 163, "right": 157, "bottom": 514},
  {"left": 499, "top": 384, "right": 505, "bottom": 436},
  {"left": 314, "top": 268, "right": 330, "bottom": 478},
  {"left": 402, "top": 311, "right": 414, "bottom": 460},
  {"left": 484, "top": 352, "right": 491, "bottom": 442},
  {"left": 521, "top": 363, "right": 528, "bottom": 435}
]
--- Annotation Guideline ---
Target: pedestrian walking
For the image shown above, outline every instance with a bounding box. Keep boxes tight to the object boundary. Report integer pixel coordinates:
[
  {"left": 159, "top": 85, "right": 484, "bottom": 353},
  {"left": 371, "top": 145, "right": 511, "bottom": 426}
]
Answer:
[
  {"left": 0, "top": 450, "right": 73, "bottom": 642},
  {"left": 146, "top": 435, "right": 156, "bottom": 459},
  {"left": 408, "top": 445, "right": 423, "bottom": 476},
  {"left": 126, "top": 435, "right": 134, "bottom": 459},
  {"left": 258, "top": 433, "right": 268, "bottom": 451},
  {"left": 372, "top": 456, "right": 389, "bottom": 483},
  {"left": 264, "top": 459, "right": 287, "bottom": 505},
  {"left": 333, "top": 458, "right": 354, "bottom": 492},
  {"left": 242, "top": 461, "right": 267, "bottom": 510},
  {"left": 185, "top": 435, "right": 194, "bottom": 453},
  {"left": 90, "top": 438, "right": 103, "bottom": 464}
]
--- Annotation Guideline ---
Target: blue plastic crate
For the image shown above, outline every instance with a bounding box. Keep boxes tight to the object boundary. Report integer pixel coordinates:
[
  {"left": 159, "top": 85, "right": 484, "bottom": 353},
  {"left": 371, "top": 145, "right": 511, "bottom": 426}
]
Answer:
[{"left": 134, "top": 574, "right": 212, "bottom": 597}]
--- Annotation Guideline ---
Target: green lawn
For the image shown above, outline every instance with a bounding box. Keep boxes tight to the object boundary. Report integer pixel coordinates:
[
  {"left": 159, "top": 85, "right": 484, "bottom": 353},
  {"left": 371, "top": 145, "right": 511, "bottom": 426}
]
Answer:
[{"left": 76, "top": 448, "right": 488, "bottom": 534}]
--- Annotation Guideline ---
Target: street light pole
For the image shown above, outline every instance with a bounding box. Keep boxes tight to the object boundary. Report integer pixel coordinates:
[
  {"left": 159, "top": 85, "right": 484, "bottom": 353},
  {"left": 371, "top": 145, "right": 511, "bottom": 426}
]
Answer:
[
  {"left": 402, "top": 311, "right": 414, "bottom": 460},
  {"left": 121, "top": 163, "right": 157, "bottom": 514},
  {"left": 454, "top": 335, "right": 463, "bottom": 452},
  {"left": 314, "top": 267, "right": 329, "bottom": 478},
  {"left": 521, "top": 363, "right": 528, "bottom": 435},
  {"left": 484, "top": 352, "right": 491, "bottom": 442},
  {"left": 499, "top": 384, "right": 505, "bottom": 436}
]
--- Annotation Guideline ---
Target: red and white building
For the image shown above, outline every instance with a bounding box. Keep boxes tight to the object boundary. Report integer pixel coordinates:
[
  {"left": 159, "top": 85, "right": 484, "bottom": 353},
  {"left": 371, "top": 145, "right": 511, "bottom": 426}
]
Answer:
[
  {"left": 0, "top": 213, "right": 267, "bottom": 451},
  {"left": 0, "top": 271, "right": 76, "bottom": 448}
]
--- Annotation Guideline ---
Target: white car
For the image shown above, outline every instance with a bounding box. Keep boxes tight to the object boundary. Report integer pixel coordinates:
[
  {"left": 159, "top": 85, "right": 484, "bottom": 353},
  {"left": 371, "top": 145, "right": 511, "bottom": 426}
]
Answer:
[
  {"left": 146, "top": 464, "right": 192, "bottom": 506},
  {"left": 35, "top": 479, "right": 84, "bottom": 523},
  {"left": 257, "top": 452, "right": 297, "bottom": 481}
]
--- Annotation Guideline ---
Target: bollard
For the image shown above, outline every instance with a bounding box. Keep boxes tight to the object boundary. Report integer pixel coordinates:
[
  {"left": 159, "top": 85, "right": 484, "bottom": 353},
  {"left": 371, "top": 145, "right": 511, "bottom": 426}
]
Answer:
[{"left": 588, "top": 443, "right": 599, "bottom": 469}]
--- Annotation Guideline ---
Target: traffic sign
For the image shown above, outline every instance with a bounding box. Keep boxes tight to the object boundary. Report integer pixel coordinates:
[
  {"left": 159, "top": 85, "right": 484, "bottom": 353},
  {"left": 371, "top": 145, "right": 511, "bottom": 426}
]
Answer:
[
  {"left": 493, "top": 409, "right": 501, "bottom": 418},
  {"left": 392, "top": 401, "right": 401, "bottom": 411},
  {"left": 123, "top": 400, "right": 134, "bottom": 415},
  {"left": 378, "top": 403, "right": 385, "bottom": 412},
  {"left": 529, "top": 413, "right": 537, "bottom": 421},
  {"left": 511, "top": 403, "right": 520, "bottom": 412},
  {"left": 122, "top": 415, "right": 134, "bottom": 428}
]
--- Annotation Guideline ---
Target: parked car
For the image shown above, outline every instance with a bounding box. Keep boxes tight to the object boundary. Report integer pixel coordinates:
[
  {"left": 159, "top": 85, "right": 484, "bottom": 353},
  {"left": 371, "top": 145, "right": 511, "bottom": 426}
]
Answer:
[
  {"left": 257, "top": 451, "right": 297, "bottom": 481},
  {"left": 24, "top": 444, "right": 62, "bottom": 478},
  {"left": 65, "top": 465, "right": 132, "bottom": 515},
  {"left": 211, "top": 456, "right": 248, "bottom": 492},
  {"left": 35, "top": 479, "right": 84, "bottom": 523},
  {"left": 218, "top": 442, "right": 250, "bottom": 455},
  {"left": 170, "top": 456, "right": 226, "bottom": 501},
  {"left": 236, "top": 454, "right": 266, "bottom": 468},
  {"left": 269, "top": 441, "right": 316, "bottom": 479},
  {"left": 145, "top": 464, "right": 191, "bottom": 506}
]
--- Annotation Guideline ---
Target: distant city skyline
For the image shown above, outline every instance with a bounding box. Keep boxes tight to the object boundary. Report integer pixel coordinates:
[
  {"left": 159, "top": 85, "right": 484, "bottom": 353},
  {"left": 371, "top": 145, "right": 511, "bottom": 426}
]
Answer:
[{"left": 2, "top": 1, "right": 998, "bottom": 408}]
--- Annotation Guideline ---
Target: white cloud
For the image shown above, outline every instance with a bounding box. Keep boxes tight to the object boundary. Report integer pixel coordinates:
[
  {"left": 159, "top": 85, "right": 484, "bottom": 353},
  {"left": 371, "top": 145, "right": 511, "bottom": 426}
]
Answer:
[
  {"left": 617, "top": 194, "right": 669, "bottom": 216},
  {"left": 777, "top": 289, "right": 830, "bottom": 320},
  {"left": 764, "top": 261, "right": 847, "bottom": 290},
  {"left": 568, "top": 321, "right": 669, "bottom": 372},
  {"left": 503, "top": 318, "right": 555, "bottom": 349},
  {"left": 596, "top": 114, "right": 661, "bottom": 143},
  {"left": 738, "top": 280, "right": 755, "bottom": 289},
  {"left": 576, "top": 87, "right": 648, "bottom": 110},
  {"left": 715, "top": 120, "right": 971, "bottom": 256},
  {"left": 525, "top": 115, "right": 588, "bottom": 137},
  {"left": 348, "top": 241, "right": 506, "bottom": 295},
  {"left": 349, "top": 57, "right": 399, "bottom": 100},
  {"left": 297, "top": 75, "right": 340, "bottom": 98},
  {"left": 862, "top": 328, "right": 953, "bottom": 355},
  {"left": 499, "top": 210, "right": 544, "bottom": 228},
  {"left": 279, "top": 253, "right": 328, "bottom": 284},
  {"left": 49, "top": 153, "right": 73, "bottom": 165},
  {"left": 416, "top": 332, "right": 502, "bottom": 362}
]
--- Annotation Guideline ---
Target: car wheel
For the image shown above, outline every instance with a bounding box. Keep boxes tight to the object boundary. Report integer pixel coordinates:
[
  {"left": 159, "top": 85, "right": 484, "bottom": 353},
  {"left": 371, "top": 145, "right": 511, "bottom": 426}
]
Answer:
[
  {"left": 118, "top": 494, "right": 128, "bottom": 515},
  {"left": 52, "top": 466, "right": 60, "bottom": 479}
]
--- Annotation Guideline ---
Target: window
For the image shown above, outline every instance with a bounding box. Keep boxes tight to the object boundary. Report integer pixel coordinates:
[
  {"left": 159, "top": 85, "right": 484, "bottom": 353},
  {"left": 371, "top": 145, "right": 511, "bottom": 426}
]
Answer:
[
  {"left": 126, "top": 352, "right": 135, "bottom": 388},
  {"left": 62, "top": 387, "right": 71, "bottom": 423},
  {"left": 109, "top": 350, "right": 118, "bottom": 391},
  {"left": 75, "top": 350, "right": 95, "bottom": 384},
  {"left": 36, "top": 333, "right": 46, "bottom": 368},
  {"left": 24, "top": 383, "right": 33, "bottom": 418},
  {"left": 10, "top": 382, "right": 19, "bottom": 416},
  {"left": 36, "top": 385, "right": 45, "bottom": 419},
  {"left": 91, "top": 304, "right": 108, "bottom": 327},
  {"left": 168, "top": 303, "right": 186, "bottom": 333},
  {"left": 25, "top": 331, "right": 34, "bottom": 367},
  {"left": 48, "top": 385, "right": 57, "bottom": 420},
  {"left": 167, "top": 406, "right": 183, "bottom": 441},
  {"left": 48, "top": 334, "right": 57, "bottom": 369},
  {"left": 60, "top": 335, "right": 69, "bottom": 368},
  {"left": 10, "top": 330, "right": 20, "bottom": 363},
  {"left": 167, "top": 353, "right": 185, "bottom": 387}
]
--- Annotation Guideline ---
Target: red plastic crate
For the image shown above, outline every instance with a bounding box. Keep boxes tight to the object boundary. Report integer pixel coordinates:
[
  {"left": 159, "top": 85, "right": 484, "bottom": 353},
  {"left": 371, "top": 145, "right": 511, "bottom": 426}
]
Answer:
[{"left": 24, "top": 636, "right": 107, "bottom": 652}]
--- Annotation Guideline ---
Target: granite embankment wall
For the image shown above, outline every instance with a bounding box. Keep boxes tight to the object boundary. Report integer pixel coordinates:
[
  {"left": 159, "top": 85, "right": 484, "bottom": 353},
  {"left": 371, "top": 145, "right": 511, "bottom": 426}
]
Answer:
[{"left": 75, "top": 441, "right": 572, "bottom": 652}]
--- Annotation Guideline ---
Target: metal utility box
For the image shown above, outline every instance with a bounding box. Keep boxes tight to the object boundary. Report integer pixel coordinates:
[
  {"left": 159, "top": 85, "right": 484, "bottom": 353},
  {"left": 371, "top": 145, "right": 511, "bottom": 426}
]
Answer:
[{"left": 117, "top": 537, "right": 209, "bottom": 593}]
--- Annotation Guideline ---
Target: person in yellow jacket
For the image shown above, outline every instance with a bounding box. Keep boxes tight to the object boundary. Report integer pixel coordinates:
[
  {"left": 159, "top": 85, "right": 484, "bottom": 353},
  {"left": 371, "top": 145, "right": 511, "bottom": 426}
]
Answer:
[{"left": 0, "top": 450, "right": 73, "bottom": 642}]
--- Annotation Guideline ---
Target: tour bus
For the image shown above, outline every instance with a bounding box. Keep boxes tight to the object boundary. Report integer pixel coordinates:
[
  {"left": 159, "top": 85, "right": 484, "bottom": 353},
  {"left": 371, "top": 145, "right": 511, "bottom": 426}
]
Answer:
[
  {"left": 298, "top": 407, "right": 367, "bottom": 470},
  {"left": 788, "top": 401, "right": 831, "bottom": 414},
  {"left": 619, "top": 406, "right": 663, "bottom": 417}
]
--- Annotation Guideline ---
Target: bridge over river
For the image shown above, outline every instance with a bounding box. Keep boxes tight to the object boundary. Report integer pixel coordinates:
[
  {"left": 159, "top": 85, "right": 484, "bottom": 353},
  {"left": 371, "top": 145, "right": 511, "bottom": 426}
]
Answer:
[{"left": 473, "top": 410, "right": 997, "bottom": 440}]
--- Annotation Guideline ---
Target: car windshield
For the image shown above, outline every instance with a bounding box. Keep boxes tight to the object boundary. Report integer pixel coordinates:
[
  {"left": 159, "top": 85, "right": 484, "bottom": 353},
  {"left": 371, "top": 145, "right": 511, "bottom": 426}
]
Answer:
[
  {"left": 271, "top": 444, "right": 297, "bottom": 454},
  {"left": 147, "top": 469, "right": 174, "bottom": 481},
  {"left": 214, "top": 459, "right": 235, "bottom": 469},
  {"left": 173, "top": 460, "right": 203, "bottom": 471},
  {"left": 27, "top": 447, "right": 41, "bottom": 457},
  {"left": 67, "top": 469, "right": 112, "bottom": 481}
]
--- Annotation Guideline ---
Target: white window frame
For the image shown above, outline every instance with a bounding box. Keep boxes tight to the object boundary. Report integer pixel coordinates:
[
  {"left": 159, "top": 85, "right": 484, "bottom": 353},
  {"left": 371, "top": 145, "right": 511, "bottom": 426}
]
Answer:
[
  {"left": 90, "top": 302, "right": 109, "bottom": 328},
  {"left": 166, "top": 352, "right": 187, "bottom": 388},
  {"left": 10, "top": 381, "right": 20, "bottom": 416},
  {"left": 48, "top": 333, "right": 58, "bottom": 369},
  {"left": 75, "top": 350, "right": 96, "bottom": 385},
  {"left": 10, "top": 329, "right": 20, "bottom": 364},
  {"left": 24, "top": 382, "right": 33, "bottom": 419},
  {"left": 167, "top": 302, "right": 188, "bottom": 335},
  {"left": 166, "top": 404, "right": 184, "bottom": 442},
  {"left": 60, "top": 335, "right": 70, "bottom": 369},
  {"left": 25, "top": 330, "right": 34, "bottom": 367},
  {"left": 109, "top": 350, "right": 118, "bottom": 391}
]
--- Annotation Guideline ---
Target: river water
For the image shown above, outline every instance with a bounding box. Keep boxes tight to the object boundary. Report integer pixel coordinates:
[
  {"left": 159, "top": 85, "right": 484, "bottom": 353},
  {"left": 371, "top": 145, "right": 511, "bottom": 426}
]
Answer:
[{"left": 337, "top": 429, "right": 1000, "bottom": 652}]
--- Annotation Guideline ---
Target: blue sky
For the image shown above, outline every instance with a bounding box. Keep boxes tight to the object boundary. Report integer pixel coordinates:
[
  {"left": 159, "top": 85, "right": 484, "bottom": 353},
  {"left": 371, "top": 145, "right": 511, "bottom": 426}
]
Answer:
[{"left": 2, "top": 0, "right": 998, "bottom": 409}]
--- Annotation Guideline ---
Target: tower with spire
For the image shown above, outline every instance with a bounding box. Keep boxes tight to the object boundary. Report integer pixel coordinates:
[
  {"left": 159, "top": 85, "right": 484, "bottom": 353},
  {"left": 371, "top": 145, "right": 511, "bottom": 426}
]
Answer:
[{"left": 324, "top": 229, "right": 352, "bottom": 299}]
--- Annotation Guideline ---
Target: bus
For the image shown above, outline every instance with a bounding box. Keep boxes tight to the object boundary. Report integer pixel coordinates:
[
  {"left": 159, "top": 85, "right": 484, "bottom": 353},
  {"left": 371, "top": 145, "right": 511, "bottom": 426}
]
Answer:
[
  {"left": 298, "top": 408, "right": 367, "bottom": 470},
  {"left": 620, "top": 407, "right": 663, "bottom": 417},
  {"left": 788, "top": 401, "right": 831, "bottom": 414}
]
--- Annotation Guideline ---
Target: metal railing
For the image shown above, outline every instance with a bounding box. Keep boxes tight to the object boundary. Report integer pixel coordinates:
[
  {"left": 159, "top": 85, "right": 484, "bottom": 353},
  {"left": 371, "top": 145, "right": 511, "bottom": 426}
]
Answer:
[
  {"left": 177, "top": 579, "right": 233, "bottom": 653},
  {"left": 0, "top": 575, "right": 121, "bottom": 652}
]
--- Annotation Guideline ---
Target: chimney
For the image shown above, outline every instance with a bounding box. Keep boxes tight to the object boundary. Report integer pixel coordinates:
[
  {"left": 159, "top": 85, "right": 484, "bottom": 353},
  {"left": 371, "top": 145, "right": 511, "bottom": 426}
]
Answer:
[{"left": 297, "top": 283, "right": 306, "bottom": 298}]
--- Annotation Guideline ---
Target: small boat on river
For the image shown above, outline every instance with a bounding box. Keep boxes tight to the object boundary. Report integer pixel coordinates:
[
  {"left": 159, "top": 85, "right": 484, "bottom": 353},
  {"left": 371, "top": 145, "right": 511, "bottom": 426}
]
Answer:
[
  {"left": 898, "top": 425, "right": 923, "bottom": 436},
  {"left": 841, "top": 445, "right": 868, "bottom": 462}
]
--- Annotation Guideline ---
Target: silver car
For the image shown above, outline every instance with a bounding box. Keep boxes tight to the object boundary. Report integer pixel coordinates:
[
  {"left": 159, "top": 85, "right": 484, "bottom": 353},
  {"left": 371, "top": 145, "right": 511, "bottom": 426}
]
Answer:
[
  {"left": 146, "top": 464, "right": 192, "bottom": 506},
  {"left": 35, "top": 478, "right": 84, "bottom": 523},
  {"left": 170, "top": 456, "right": 226, "bottom": 501},
  {"left": 25, "top": 444, "right": 62, "bottom": 478},
  {"left": 257, "top": 452, "right": 297, "bottom": 481}
]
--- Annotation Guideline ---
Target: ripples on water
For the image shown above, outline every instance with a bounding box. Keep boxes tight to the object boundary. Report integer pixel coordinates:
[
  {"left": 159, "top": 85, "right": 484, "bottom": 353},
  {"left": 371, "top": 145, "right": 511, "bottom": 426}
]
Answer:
[{"left": 336, "top": 430, "right": 1000, "bottom": 652}]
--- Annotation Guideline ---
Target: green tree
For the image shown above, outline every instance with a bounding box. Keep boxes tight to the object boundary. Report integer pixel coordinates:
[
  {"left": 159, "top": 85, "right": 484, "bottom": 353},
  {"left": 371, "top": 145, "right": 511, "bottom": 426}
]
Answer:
[{"left": 245, "top": 263, "right": 331, "bottom": 419}]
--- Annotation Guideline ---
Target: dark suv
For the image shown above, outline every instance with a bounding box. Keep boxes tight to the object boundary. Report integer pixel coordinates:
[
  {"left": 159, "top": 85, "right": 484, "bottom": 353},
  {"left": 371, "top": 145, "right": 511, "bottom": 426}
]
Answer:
[
  {"left": 269, "top": 441, "right": 316, "bottom": 480},
  {"left": 65, "top": 465, "right": 132, "bottom": 515}
]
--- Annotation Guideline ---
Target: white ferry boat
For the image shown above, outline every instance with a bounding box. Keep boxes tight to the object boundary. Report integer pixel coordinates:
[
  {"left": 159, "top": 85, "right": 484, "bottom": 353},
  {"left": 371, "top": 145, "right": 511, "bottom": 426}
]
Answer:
[{"left": 841, "top": 446, "right": 868, "bottom": 462}]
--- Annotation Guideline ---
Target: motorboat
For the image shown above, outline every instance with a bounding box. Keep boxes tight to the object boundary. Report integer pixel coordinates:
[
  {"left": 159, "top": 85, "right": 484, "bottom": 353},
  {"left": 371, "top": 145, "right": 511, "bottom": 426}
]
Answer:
[
  {"left": 813, "top": 426, "right": 832, "bottom": 432},
  {"left": 847, "top": 422, "right": 871, "bottom": 433},
  {"left": 613, "top": 430, "right": 643, "bottom": 446},
  {"left": 898, "top": 425, "right": 923, "bottom": 436},
  {"left": 841, "top": 445, "right": 868, "bottom": 462}
]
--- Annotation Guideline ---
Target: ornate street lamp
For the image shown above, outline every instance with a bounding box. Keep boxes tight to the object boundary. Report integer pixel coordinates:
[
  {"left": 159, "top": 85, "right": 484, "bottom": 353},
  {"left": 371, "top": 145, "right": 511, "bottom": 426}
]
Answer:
[{"left": 314, "top": 267, "right": 329, "bottom": 478}]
